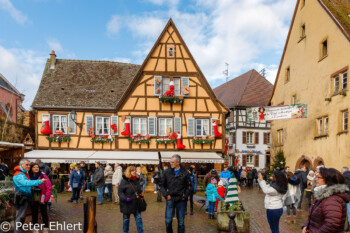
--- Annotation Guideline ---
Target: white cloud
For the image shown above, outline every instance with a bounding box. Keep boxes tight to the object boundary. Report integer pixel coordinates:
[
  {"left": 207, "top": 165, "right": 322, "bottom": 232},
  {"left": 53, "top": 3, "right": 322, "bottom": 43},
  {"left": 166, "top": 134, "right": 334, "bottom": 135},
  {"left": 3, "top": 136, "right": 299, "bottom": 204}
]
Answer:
[
  {"left": 114, "top": 0, "right": 295, "bottom": 83},
  {"left": 251, "top": 63, "right": 279, "bottom": 85},
  {"left": 46, "top": 38, "right": 63, "bottom": 53},
  {"left": 0, "top": 0, "right": 29, "bottom": 24},
  {"left": 106, "top": 15, "right": 122, "bottom": 36},
  {"left": 0, "top": 45, "right": 47, "bottom": 109}
]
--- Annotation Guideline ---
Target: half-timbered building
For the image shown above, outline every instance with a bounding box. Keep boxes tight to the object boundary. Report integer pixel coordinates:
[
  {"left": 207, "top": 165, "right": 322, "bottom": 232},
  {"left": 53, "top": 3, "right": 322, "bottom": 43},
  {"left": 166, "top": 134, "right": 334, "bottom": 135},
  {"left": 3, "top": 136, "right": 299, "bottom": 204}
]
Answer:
[
  {"left": 214, "top": 69, "right": 273, "bottom": 169},
  {"left": 27, "top": 19, "right": 227, "bottom": 172}
]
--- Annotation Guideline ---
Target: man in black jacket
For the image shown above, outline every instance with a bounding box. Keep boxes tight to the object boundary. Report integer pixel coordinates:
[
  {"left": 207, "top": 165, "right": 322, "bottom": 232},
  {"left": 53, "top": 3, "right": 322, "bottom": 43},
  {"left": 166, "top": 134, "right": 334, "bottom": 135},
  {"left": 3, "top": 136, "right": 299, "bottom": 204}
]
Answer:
[
  {"left": 341, "top": 167, "right": 350, "bottom": 231},
  {"left": 160, "top": 154, "right": 191, "bottom": 233},
  {"left": 294, "top": 166, "right": 308, "bottom": 210}
]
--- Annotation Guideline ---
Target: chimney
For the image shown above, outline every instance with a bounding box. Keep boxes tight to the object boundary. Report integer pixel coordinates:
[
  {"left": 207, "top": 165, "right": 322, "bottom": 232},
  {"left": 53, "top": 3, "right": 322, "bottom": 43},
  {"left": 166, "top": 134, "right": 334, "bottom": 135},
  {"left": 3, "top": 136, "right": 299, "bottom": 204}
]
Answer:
[{"left": 50, "top": 50, "right": 56, "bottom": 69}]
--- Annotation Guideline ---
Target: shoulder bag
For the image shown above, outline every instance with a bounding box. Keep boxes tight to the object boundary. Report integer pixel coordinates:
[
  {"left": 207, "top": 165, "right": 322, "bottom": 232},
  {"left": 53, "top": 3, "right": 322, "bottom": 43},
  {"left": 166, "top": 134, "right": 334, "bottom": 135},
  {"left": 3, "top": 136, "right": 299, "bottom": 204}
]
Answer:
[{"left": 129, "top": 182, "right": 147, "bottom": 212}]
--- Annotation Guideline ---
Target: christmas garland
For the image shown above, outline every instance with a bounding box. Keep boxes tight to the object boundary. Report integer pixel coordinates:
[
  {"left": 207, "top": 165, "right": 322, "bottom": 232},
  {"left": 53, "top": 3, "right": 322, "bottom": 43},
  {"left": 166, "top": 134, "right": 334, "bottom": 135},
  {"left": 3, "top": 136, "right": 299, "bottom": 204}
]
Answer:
[
  {"left": 46, "top": 135, "right": 71, "bottom": 143},
  {"left": 91, "top": 137, "right": 113, "bottom": 144},
  {"left": 128, "top": 137, "right": 151, "bottom": 144},
  {"left": 159, "top": 96, "right": 184, "bottom": 104},
  {"left": 156, "top": 139, "right": 177, "bottom": 144},
  {"left": 192, "top": 138, "right": 214, "bottom": 144}
]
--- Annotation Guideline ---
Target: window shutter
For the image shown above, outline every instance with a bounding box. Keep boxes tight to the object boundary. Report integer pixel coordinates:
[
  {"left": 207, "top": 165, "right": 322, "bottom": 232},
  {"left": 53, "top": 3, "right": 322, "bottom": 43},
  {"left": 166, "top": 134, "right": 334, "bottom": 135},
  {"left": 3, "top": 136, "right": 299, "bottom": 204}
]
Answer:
[
  {"left": 233, "top": 132, "right": 236, "bottom": 144},
  {"left": 148, "top": 117, "right": 157, "bottom": 136},
  {"left": 174, "top": 117, "right": 182, "bottom": 135},
  {"left": 242, "top": 132, "right": 247, "bottom": 144},
  {"left": 111, "top": 116, "right": 118, "bottom": 135},
  {"left": 154, "top": 76, "right": 162, "bottom": 96},
  {"left": 68, "top": 114, "right": 76, "bottom": 134},
  {"left": 255, "top": 132, "right": 259, "bottom": 144},
  {"left": 42, "top": 114, "right": 50, "bottom": 126},
  {"left": 187, "top": 118, "right": 195, "bottom": 137},
  {"left": 181, "top": 77, "right": 190, "bottom": 96},
  {"left": 210, "top": 118, "right": 216, "bottom": 136},
  {"left": 263, "top": 133, "right": 267, "bottom": 144},
  {"left": 85, "top": 115, "right": 94, "bottom": 135},
  {"left": 254, "top": 155, "right": 259, "bottom": 167},
  {"left": 243, "top": 155, "right": 247, "bottom": 167}
]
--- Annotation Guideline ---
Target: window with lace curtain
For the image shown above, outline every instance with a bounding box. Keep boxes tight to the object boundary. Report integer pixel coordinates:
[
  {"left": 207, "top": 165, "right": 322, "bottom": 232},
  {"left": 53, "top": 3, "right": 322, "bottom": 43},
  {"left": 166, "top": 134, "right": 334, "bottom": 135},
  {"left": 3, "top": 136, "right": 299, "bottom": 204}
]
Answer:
[
  {"left": 52, "top": 115, "right": 67, "bottom": 133},
  {"left": 96, "top": 116, "right": 110, "bottom": 135}
]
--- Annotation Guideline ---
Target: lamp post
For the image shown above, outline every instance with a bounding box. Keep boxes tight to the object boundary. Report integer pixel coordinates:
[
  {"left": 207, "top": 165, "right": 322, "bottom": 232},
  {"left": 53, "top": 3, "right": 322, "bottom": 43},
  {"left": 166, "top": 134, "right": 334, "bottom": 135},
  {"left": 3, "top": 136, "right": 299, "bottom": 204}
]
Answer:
[{"left": 70, "top": 110, "right": 81, "bottom": 129}]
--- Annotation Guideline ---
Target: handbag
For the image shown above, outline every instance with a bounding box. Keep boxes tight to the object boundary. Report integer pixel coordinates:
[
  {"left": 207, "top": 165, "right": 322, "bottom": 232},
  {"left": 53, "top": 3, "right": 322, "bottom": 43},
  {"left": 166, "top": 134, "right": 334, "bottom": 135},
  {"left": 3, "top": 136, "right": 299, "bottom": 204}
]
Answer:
[
  {"left": 31, "top": 186, "right": 42, "bottom": 202},
  {"left": 129, "top": 182, "right": 147, "bottom": 212}
]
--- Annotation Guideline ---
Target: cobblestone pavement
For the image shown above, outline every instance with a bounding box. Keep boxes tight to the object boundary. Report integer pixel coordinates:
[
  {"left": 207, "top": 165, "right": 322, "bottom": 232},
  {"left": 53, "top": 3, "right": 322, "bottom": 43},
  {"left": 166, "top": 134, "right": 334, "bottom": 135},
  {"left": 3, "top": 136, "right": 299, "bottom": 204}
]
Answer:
[{"left": 22, "top": 186, "right": 310, "bottom": 233}]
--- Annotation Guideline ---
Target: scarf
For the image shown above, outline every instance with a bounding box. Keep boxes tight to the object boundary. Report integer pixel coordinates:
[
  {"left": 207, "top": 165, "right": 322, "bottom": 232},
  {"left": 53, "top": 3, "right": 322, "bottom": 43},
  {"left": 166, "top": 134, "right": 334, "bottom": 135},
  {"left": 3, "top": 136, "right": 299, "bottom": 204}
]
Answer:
[
  {"left": 30, "top": 172, "right": 41, "bottom": 180},
  {"left": 270, "top": 181, "right": 287, "bottom": 194},
  {"left": 314, "top": 184, "right": 327, "bottom": 193},
  {"left": 131, "top": 175, "right": 137, "bottom": 182}
]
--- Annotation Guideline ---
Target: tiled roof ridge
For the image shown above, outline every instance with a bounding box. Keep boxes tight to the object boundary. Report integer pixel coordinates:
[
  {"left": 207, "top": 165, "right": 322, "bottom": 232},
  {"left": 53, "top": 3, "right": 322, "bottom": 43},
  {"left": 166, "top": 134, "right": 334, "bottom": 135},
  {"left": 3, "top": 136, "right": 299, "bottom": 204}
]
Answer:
[{"left": 54, "top": 58, "right": 140, "bottom": 66}]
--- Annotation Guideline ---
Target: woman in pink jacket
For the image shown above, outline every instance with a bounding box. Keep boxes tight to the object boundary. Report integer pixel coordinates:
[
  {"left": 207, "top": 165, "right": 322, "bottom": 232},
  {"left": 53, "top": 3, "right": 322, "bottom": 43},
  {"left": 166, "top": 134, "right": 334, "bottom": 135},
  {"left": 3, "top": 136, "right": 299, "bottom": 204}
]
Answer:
[{"left": 29, "top": 163, "right": 52, "bottom": 233}]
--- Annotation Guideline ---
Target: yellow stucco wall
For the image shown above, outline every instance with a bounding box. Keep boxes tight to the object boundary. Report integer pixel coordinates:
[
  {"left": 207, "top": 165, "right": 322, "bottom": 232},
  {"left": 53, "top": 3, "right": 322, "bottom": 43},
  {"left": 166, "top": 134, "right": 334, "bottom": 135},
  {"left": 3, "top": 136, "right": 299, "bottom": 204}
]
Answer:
[{"left": 270, "top": 0, "right": 350, "bottom": 169}]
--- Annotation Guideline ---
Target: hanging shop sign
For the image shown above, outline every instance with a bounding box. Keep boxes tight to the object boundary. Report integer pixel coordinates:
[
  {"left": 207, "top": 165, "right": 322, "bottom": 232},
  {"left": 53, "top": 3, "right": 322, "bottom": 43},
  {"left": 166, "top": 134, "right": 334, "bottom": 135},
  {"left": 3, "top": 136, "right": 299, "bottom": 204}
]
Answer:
[{"left": 247, "top": 104, "right": 307, "bottom": 122}]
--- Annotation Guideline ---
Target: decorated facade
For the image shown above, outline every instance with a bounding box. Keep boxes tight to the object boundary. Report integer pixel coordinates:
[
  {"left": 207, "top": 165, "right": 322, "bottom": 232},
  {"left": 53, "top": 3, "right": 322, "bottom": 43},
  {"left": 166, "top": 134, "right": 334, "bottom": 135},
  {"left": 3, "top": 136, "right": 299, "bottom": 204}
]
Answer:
[
  {"left": 270, "top": 0, "right": 350, "bottom": 170},
  {"left": 29, "top": 19, "right": 227, "bottom": 168}
]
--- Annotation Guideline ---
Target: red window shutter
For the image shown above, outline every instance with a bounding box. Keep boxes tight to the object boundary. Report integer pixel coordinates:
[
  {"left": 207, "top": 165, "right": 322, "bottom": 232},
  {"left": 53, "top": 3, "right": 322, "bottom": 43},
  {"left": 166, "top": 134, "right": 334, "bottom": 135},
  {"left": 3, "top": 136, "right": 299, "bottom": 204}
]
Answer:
[
  {"left": 254, "top": 155, "right": 259, "bottom": 167},
  {"left": 243, "top": 132, "right": 247, "bottom": 144},
  {"left": 255, "top": 132, "right": 259, "bottom": 144},
  {"left": 243, "top": 155, "right": 247, "bottom": 166}
]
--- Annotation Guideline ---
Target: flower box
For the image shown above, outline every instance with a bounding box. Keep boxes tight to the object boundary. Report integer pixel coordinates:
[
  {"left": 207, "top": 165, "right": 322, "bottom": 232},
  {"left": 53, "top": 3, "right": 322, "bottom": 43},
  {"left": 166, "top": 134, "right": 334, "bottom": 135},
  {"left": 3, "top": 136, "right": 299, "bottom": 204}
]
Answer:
[
  {"left": 156, "top": 139, "right": 177, "bottom": 144},
  {"left": 91, "top": 136, "right": 113, "bottom": 144},
  {"left": 128, "top": 137, "right": 150, "bottom": 144},
  {"left": 159, "top": 96, "right": 184, "bottom": 104},
  {"left": 192, "top": 138, "right": 214, "bottom": 144},
  {"left": 46, "top": 135, "right": 71, "bottom": 143}
]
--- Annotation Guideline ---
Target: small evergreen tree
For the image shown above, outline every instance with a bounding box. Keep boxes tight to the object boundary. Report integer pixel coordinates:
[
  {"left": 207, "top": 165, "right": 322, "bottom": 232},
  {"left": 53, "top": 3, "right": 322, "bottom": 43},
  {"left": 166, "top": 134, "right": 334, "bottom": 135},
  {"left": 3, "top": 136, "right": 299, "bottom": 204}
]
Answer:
[{"left": 271, "top": 150, "right": 286, "bottom": 171}]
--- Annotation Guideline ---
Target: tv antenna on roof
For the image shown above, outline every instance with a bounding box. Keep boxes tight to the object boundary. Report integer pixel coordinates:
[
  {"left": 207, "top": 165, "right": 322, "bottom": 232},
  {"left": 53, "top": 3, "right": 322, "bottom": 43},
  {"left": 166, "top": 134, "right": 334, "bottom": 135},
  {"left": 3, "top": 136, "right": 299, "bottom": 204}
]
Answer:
[{"left": 223, "top": 63, "right": 229, "bottom": 83}]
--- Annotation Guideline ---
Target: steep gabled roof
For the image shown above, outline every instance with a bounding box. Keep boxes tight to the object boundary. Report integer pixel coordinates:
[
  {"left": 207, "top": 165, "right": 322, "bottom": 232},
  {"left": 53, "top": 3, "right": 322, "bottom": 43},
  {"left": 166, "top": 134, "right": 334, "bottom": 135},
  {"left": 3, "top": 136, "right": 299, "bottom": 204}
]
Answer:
[
  {"left": 32, "top": 59, "right": 140, "bottom": 110},
  {"left": 0, "top": 73, "right": 22, "bottom": 96},
  {"left": 270, "top": 0, "right": 350, "bottom": 104},
  {"left": 116, "top": 18, "right": 228, "bottom": 113},
  {"left": 213, "top": 69, "right": 273, "bottom": 108}
]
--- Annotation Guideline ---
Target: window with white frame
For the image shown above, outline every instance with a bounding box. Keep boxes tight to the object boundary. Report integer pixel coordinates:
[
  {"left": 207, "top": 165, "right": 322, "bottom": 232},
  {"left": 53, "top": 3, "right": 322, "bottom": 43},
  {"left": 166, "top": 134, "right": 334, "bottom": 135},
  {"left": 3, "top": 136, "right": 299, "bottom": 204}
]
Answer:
[
  {"left": 96, "top": 117, "right": 110, "bottom": 135},
  {"left": 196, "top": 119, "right": 210, "bottom": 136},
  {"left": 246, "top": 132, "right": 254, "bottom": 144},
  {"left": 52, "top": 115, "right": 67, "bottom": 133},
  {"left": 162, "top": 77, "right": 181, "bottom": 96},
  {"left": 324, "top": 117, "right": 329, "bottom": 135},
  {"left": 343, "top": 72, "right": 348, "bottom": 90},
  {"left": 317, "top": 118, "right": 323, "bottom": 136},
  {"left": 133, "top": 118, "right": 147, "bottom": 136},
  {"left": 343, "top": 110, "right": 348, "bottom": 131},
  {"left": 247, "top": 155, "right": 253, "bottom": 163},
  {"left": 159, "top": 118, "right": 172, "bottom": 136},
  {"left": 334, "top": 76, "right": 340, "bottom": 93}
]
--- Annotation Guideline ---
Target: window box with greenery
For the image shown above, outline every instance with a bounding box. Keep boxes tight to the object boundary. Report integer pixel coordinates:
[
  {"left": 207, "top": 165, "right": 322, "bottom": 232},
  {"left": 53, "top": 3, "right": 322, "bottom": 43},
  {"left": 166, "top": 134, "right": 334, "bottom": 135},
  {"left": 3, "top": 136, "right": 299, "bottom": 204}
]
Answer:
[
  {"left": 159, "top": 96, "right": 184, "bottom": 104},
  {"left": 128, "top": 134, "right": 151, "bottom": 144},
  {"left": 90, "top": 135, "right": 113, "bottom": 144},
  {"left": 156, "top": 138, "right": 177, "bottom": 144},
  {"left": 46, "top": 134, "right": 71, "bottom": 143},
  {"left": 192, "top": 136, "right": 214, "bottom": 144}
]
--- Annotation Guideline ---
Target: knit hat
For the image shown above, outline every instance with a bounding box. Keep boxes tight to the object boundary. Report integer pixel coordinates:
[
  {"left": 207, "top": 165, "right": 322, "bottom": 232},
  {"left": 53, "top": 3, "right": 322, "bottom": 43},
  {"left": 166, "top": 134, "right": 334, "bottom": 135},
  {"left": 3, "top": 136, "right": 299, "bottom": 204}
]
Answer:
[
  {"left": 308, "top": 170, "right": 314, "bottom": 175},
  {"left": 211, "top": 169, "right": 217, "bottom": 175},
  {"left": 218, "top": 180, "right": 224, "bottom": 186}
]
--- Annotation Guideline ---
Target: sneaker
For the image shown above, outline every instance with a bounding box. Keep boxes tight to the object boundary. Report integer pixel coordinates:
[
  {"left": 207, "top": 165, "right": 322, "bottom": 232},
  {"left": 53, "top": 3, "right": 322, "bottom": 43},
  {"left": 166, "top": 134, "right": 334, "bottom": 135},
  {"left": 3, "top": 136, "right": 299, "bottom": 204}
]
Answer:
[
  {"left": 85, "top": 189, "right": 91, "bottom": 192},
  {"left": 96, "top": 202, "right": 103, "bottom": 205},
  {"left": 73, "top": 200, "right": 78, "bottom": 204},
  {"left": 154, "top": 191, "right": 157, "bottom": 194},
  {"left": 68, "top": 199, "right": 73, "bottom": 202}
]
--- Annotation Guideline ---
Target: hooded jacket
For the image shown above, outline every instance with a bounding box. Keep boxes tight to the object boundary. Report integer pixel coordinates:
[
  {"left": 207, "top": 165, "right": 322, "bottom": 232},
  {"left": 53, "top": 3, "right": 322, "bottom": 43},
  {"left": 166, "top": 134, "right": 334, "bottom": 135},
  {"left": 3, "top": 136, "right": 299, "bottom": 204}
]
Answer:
[
  {"left": 13, "top": 165, "right": 42, "bottom": 195},
  {"left": 206, "top": 183, "right": 223, "bottom": 202},
  {"left": 69, "top": 169, "right": 84, "bottom": 189},
  {"left": 32, "top": 172, "right": 52, "bottom": 204},
  {"left": 294, "top": 169, "right": 307, "bottom": 189},
  {"left": 104, "top": 166, "right": 114, "bottom": 184},
  {"left": 118, "top": 175, "right": 142, "bottom": 215},
  {"left": 112, "top": 166, "right": 123, "bottom": 185},
  {"left": 283, "top": 177, "right": 301, "bottom": 206},
  {"left": 303, "top": 184, "right": 350, "bottom": 233}
]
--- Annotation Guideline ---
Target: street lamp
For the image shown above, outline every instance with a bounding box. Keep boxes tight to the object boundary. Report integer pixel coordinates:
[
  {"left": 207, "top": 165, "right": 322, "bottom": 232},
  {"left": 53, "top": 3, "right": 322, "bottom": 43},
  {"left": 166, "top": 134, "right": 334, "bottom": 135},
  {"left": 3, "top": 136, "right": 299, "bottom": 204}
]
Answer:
[{"left": 70, "top": 110, "right": 81, "bottom": 129}]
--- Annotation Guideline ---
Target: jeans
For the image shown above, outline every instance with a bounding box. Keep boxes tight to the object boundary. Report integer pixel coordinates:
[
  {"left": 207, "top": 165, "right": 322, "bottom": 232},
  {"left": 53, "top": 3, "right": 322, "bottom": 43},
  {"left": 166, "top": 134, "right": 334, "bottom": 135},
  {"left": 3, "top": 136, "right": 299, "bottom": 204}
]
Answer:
[
  {"left": 143, "top": 178, "right": 147, "bottom": 191},
  {"left": 347, "top": 203, "right": 350, "bottom": 226},
  {"left": 72, "top": 188, "right": 81, "bottom": 201},
  {"left": 96, "top": 186, "right": 104, "bottom": 203},
  {"left": 15, "top": 199, "right": 29, "bottom": 233},
  {"left": 297, "top": 188, "right": 305, "bottom": 209},
  {"left": 165, "top": 199, "right": 186, "bottom": 233},
  {"left": 266, "top": 208, "right": 283, "bottom": 233},
  {"left": 31, "top": 202, "right": 49, "bottom": 227},
  {"left": 286, "top": 204, "right": 296, "bottom": 216},
  {"left": 205, "top": 198, "right": 209, "bottom": 210},
  {"left": 208, "top": 201, "right": 216, "bottom": 214},
  {"left": 123, "top": 212, "right": 144, "bottom": 233},
  {"left": 106, "top": 183, "right": 112, "bottom": 200}
]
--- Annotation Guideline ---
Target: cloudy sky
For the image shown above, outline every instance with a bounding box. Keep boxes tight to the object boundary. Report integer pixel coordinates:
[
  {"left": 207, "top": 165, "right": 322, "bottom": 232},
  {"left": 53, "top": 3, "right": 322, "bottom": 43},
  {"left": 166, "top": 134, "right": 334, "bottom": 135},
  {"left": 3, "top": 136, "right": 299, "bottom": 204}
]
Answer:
[{"left": 0, "top": 0, "right": 296, "bottom": 109}]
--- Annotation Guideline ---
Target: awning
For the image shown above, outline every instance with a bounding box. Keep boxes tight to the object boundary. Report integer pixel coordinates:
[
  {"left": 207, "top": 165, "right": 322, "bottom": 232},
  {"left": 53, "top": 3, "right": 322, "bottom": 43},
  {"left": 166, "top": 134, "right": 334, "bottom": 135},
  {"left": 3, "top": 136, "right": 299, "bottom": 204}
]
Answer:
[
  {"left": 160, "top": 151, "right": 224, "bottom": 163},
  {"left": 24, "top": 150, "right": 159, "bottom": 164}
]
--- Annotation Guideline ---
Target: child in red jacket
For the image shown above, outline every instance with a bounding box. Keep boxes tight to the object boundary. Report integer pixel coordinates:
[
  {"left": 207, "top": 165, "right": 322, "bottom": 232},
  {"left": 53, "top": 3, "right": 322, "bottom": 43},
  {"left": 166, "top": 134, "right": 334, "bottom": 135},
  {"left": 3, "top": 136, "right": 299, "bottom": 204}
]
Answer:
[{"left": 216, "top": 180, "right": 226, "bottom": 211}]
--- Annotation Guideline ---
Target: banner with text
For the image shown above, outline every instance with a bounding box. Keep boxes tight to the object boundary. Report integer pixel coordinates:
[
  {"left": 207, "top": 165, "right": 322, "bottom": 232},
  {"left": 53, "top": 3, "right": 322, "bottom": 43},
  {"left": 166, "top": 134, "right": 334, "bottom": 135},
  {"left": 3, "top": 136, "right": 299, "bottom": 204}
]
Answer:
[{"left": 247, "top": 104, "right": 307, "bottom": 121}]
